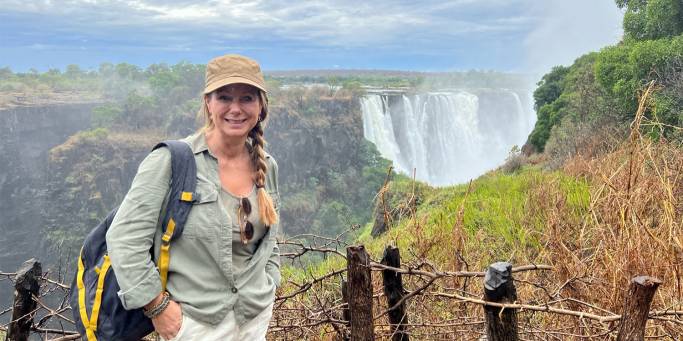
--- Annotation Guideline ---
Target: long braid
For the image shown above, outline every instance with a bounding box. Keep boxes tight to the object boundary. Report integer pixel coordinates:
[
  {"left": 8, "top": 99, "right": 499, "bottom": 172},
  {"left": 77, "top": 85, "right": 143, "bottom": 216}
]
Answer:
[{"left": 250, "top": 115, "right": 278, "bottom": 227}]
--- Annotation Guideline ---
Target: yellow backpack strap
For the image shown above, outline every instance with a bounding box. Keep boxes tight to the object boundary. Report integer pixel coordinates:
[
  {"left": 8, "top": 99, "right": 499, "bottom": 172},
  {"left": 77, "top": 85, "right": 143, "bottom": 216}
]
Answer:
[
  {"left": 158, "top": 218, "right": 177, "bottom": 290},
  {"left": 154, "top": 141, "right": 196, "bottom": 291},
  {"left": 158, "top": 192, "right": 191, "bottom": 290},
  {"left": 89, "top": 255, "right": 111, "bottom": 329},
  {"left": 77, "top": 251, "right": 112, "bottom": 341},
  {"left": 77, "top": 249, "right": 95, "bottom": 340}
]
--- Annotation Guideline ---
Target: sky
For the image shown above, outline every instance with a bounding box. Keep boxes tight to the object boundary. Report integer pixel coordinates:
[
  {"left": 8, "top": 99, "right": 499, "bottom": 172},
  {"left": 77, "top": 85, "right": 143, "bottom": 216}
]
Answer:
[{"left": 0, "top": 0, "right": 624, "bottom": 74}]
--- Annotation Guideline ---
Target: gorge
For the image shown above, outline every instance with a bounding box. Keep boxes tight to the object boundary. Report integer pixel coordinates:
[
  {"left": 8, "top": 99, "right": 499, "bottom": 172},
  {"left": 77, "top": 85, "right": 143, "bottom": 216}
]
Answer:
[{"left": 0, "top": 81, "right": 536, "bottom": 312}]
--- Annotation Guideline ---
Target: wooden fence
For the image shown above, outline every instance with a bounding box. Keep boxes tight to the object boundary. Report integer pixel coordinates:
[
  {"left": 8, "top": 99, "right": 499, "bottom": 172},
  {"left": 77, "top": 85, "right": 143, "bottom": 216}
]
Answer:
[{"left": 1, "top": 243, "right": 676, "bottom": 341}]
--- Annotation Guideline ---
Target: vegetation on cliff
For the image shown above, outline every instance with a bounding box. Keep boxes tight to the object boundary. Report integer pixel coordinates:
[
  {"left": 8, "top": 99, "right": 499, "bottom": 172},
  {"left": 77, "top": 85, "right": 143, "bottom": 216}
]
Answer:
[
  {"left": 272, "top": 2, "right": 682, "bottom": 338},
  {"left": 527, "top": 0, "right": 683, "bottom": 154},
  {"left": 45, "top": 129, "right": 165, "bottom": 259},
  {"left": 275, "top": 88, "right": 682, "bottom": 338}
]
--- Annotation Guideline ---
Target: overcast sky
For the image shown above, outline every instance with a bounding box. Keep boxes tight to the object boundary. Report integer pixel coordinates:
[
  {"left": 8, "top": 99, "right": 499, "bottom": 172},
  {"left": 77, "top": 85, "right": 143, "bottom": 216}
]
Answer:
[{"left": 0, "top": 0, "right": 623, "bottom": 74}]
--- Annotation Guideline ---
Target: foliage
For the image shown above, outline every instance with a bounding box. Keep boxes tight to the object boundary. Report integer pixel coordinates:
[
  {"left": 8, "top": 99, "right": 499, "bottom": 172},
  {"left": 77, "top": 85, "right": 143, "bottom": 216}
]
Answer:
[
  {"left": 500, "top": 145, "right": 527, "bottom": 173},
  {"left": 532, "top": 66, "right": 570, "bottom": 111},
  {"left": 280, "top": 123, "right": 682, "bottom": 337},
  {"left": 528, "top": 11, "right": 683, "bottom": 153},
  {"left": 595, "top": 35, "right": 683, "bottom": 129},
  {"left": 617, "top": 0, "right": 683, "bottom": 41},
  {"left": 267, "top": 70, "right": 530, "bottom": 92},
  {"left": 92, "top": 103, "right": 123, "bottom": 128}
]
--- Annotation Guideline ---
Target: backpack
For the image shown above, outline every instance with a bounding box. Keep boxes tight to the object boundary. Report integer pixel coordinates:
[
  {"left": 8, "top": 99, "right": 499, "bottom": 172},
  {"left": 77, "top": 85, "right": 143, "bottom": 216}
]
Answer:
[{"left": 70, "top": 140, "right": 197, "bottom": 341}]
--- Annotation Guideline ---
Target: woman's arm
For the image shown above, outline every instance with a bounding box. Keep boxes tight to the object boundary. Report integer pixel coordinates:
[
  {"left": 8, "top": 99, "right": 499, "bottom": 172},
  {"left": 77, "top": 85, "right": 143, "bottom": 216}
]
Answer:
[{"left": 105, "top": 147, "right": 171, "bottom": 309}]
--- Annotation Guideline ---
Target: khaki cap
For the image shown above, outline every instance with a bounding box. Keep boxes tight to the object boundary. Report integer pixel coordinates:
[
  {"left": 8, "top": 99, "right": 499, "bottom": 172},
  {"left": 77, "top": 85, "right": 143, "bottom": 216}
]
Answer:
[{"left": 204, "top": 54, "right": 267, "bottom": 94}]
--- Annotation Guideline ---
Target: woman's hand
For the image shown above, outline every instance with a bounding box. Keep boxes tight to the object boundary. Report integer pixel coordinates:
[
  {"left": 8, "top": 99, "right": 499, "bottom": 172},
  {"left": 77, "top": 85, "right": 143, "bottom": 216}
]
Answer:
[{"left": 151, "top": 300, "right": 183, "bottom": 340}]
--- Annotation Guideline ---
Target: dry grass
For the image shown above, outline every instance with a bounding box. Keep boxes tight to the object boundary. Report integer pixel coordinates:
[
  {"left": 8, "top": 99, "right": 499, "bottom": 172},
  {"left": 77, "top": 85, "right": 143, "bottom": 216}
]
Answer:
[
  {"left": 551, "top": 83, "right": 683, "bottom": 336},
  {"left": 270, "top": 83, "right": 683, "bottom": 340}
]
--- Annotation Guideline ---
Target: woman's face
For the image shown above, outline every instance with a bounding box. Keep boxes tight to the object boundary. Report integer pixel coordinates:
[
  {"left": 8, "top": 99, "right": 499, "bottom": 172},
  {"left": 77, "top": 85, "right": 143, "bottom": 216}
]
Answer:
[{"left": 205, "top": 83, "right": 262, "bottom": 140}]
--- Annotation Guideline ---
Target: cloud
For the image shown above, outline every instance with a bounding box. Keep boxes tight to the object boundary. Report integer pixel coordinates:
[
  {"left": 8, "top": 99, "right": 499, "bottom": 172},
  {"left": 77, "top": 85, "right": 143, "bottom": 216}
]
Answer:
[
  {"left": 0, "top": 0, "right": 624, "bottom": 72},
  {"left": 3, "top": 0, "right": 530, "bottom": 45}
]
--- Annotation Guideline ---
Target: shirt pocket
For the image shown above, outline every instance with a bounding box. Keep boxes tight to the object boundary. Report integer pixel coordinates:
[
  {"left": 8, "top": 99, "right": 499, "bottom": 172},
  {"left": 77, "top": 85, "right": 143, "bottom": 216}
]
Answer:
[{"left": 182, "top": 181, "right": 220, "bottom": 238}]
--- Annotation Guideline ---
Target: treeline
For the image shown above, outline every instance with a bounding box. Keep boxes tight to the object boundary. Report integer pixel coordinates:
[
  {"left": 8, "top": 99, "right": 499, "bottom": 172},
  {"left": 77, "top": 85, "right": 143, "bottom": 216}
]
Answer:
[
  {"left": 528, "top": 0, "right": 683, "bottom": 159},
  {"left": 0, "top": 64, "right": 530, "bottom": 97}
]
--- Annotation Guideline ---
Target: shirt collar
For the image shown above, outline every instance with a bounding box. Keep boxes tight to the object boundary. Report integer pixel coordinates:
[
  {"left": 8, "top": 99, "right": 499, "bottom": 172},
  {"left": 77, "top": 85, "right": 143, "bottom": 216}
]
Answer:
[
  {"left": 185, "top": 130, "right": 271, "bottom": 160},
  {"left": 185, "top": 130, "right": 212, "bottom": 156}
]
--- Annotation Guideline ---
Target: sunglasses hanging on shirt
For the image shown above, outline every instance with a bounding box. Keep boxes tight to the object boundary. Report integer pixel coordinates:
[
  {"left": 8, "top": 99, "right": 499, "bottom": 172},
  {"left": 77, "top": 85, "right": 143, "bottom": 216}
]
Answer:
[{"left": 237, "top": 197, "right": 254, "bottom": 244}]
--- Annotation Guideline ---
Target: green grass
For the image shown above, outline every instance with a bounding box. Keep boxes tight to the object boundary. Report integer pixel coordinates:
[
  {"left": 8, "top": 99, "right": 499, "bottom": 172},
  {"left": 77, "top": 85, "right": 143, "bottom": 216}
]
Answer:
[{"left": 282, "top": 166, "right": 591, "bottom": 278}]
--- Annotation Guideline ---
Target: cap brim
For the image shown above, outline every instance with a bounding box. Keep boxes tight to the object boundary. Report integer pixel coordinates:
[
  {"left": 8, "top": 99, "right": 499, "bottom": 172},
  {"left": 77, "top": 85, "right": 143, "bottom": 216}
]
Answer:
[{"left": 204, "top": 76, "right": 267, "bottom": 94}]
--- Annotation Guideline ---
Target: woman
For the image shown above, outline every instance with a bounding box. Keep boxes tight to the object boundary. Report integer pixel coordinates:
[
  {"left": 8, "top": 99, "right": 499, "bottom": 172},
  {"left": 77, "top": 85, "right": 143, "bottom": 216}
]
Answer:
[{"left": 106, "top": 54, "right": 281, "bottom": 340}]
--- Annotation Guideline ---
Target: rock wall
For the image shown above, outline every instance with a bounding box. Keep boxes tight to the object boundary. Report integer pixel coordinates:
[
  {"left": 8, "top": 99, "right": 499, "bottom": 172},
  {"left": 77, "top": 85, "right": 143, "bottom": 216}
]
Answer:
[{"left": 0, "top": 103, "right": 97, "bottom": 311}]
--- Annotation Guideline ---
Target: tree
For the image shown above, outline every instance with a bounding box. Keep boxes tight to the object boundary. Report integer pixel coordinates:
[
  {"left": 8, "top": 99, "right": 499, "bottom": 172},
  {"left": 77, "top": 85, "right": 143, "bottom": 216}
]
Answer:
[
  {"left": 617, "top": 0, "right": 683, "bottom": 40},
  {"left": 115, "top": 63, "right": 142, "bottom": 80},
  {"left": 65, "top": 64, "right": 83, "bottom": 78},
  {"left": 533, "top": 66, "right": 569, "bottom": 111},
  {"left": 98, "top": 63, "right": 115, "bottom": 77},
  {"left": 0, "top": 67, "right": 13, "bottom": 80}
]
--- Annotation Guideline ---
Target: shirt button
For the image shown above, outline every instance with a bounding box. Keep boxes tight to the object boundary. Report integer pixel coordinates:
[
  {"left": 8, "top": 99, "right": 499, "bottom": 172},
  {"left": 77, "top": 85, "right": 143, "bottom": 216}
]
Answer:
[{"left": 231, "top": 287, "right": 238, "bottom": 293}]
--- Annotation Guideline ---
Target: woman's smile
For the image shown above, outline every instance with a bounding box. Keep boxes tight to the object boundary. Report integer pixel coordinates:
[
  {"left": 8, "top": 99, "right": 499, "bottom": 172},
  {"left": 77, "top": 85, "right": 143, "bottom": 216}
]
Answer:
[{"left": 225, "top": 117, "right": 248, "bottom": 124}]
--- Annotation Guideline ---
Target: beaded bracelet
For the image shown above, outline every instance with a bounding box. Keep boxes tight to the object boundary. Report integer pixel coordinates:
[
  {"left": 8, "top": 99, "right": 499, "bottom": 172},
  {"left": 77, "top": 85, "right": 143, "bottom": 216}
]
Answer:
[{"left": 143, "top": 291, "right": 170, "bottom": 319}]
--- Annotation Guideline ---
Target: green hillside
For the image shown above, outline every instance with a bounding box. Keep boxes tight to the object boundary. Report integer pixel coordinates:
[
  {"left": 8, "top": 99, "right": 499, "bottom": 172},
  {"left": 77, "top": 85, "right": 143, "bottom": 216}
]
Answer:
[{"left": 275, "top": 1, "right": 683, "bottom": 338}]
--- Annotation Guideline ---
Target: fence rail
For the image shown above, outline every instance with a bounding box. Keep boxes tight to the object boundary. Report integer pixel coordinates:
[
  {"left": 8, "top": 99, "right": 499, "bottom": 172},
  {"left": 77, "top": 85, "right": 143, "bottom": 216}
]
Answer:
[{"left": 1, "top": 235, "right": 681, "bottom": 340}]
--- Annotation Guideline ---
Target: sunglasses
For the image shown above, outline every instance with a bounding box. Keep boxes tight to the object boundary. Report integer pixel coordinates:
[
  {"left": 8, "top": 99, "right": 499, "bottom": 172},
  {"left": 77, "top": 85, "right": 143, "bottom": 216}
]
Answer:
[{"left": 237, "top": 197, "right": 254, "bottom": 244}]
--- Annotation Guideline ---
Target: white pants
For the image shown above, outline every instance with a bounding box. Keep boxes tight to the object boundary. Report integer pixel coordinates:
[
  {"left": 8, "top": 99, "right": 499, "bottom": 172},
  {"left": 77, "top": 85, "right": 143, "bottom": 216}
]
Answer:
[{"left": 164, "top": 303, "right": 273, "bottom": 341}]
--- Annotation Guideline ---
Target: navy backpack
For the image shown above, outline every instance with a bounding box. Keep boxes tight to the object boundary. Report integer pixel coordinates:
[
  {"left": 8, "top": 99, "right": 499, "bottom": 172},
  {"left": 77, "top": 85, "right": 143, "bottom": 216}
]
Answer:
[{"left": 70, "top": 140, "right": 197, "bottom": 341}]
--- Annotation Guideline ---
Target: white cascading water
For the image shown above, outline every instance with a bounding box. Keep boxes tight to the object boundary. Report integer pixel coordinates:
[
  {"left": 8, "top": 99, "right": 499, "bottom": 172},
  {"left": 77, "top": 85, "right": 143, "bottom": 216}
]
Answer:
[{"left": 361, "top": 90, "right": 535, "bottom": 186}]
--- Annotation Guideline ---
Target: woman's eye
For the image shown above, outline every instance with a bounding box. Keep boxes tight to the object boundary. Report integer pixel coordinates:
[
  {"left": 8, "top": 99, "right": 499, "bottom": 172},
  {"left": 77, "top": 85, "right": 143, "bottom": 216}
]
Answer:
[
  {"left": 242, "top": 95, "right": 254, "bottom": 102},
  {"left": 218, "top": 95, "right": 231, "bottom": 101}
]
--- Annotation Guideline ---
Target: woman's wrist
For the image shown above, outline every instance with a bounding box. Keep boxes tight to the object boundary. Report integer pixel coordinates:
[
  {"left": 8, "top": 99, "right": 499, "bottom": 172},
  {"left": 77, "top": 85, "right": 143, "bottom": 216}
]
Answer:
[{"left": 143, "top": 291, "right": 170, "bottom": 319}]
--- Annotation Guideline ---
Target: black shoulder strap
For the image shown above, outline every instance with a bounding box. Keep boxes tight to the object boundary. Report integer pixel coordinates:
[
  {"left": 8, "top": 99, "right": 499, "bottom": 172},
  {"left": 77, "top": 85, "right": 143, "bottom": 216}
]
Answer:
[
  {"left": 152, "top": 140, "right": 196, "bottom": 290},
  {"left": 152, "top": 140, "right": 196, "bottom": 242}
]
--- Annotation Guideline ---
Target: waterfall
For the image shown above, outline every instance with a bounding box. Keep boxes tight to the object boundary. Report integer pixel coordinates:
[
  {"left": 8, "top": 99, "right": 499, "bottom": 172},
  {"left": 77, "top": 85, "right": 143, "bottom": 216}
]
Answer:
[{"left": 361, "top": 90, "right": 535, "bottom": 186}]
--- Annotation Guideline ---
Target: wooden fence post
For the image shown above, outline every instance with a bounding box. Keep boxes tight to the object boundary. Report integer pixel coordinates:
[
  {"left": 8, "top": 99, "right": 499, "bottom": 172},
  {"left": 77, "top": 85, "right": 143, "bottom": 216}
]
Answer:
[
  {"left": 7, "top": 259, "right": 42, "bottom": 341},
  {"left": 339, "top": 278, "right": 350, "bottom": 341},
  {"left": 347, "top": 245, "right": 374, "bottom": 341},
  {"left": 616, "top": 276, "right": 662, "bottom": 341},
  {"left": 381, "top": 246, "right": 409, "bottom": 341},
  {"left": 483, "top": 262, "right": 518, "bottom": 341}
]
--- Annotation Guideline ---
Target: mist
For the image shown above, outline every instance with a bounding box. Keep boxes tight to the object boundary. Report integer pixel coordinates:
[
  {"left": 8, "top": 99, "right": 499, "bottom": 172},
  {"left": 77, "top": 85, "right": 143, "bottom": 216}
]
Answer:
[{"left": 522, "top": 1, "right": 624, "bottom": 76}]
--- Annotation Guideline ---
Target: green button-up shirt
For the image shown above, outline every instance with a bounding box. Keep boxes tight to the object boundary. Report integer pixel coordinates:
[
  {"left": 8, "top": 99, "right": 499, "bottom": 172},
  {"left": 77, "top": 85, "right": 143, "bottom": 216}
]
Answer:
[{"left": 106, "top": 132, "right": 281, "bottom": 326}]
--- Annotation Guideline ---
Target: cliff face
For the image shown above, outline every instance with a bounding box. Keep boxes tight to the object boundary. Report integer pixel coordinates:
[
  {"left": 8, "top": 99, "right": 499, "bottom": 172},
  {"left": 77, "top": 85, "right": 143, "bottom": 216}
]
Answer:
[
  {"left": 45, "top": 130, "right": 163, "bottom": 261},
  {"left": 0, "top": 87, "right": 375, "bottom": 255},
  {"left": 0, "top": 89, "right": 384, "bottom": 285},
  {"left": 268, "top": 97, "right": 363, "bottom": 187},
  {"left": 0, "top": 104, "right": 99, "bottom": 310},
  {"left": 265, "top": 92, "right": 373, "bottom": 235},
  {"left": 0, "top": 104, "right": 98, "bottom": 270}
]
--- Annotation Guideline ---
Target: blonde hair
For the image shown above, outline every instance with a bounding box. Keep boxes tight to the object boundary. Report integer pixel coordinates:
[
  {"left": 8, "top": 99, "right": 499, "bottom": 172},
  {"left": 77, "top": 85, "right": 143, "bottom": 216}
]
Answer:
[{"left": 198, "top": 89, "right": 279, "bottom": 227}]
